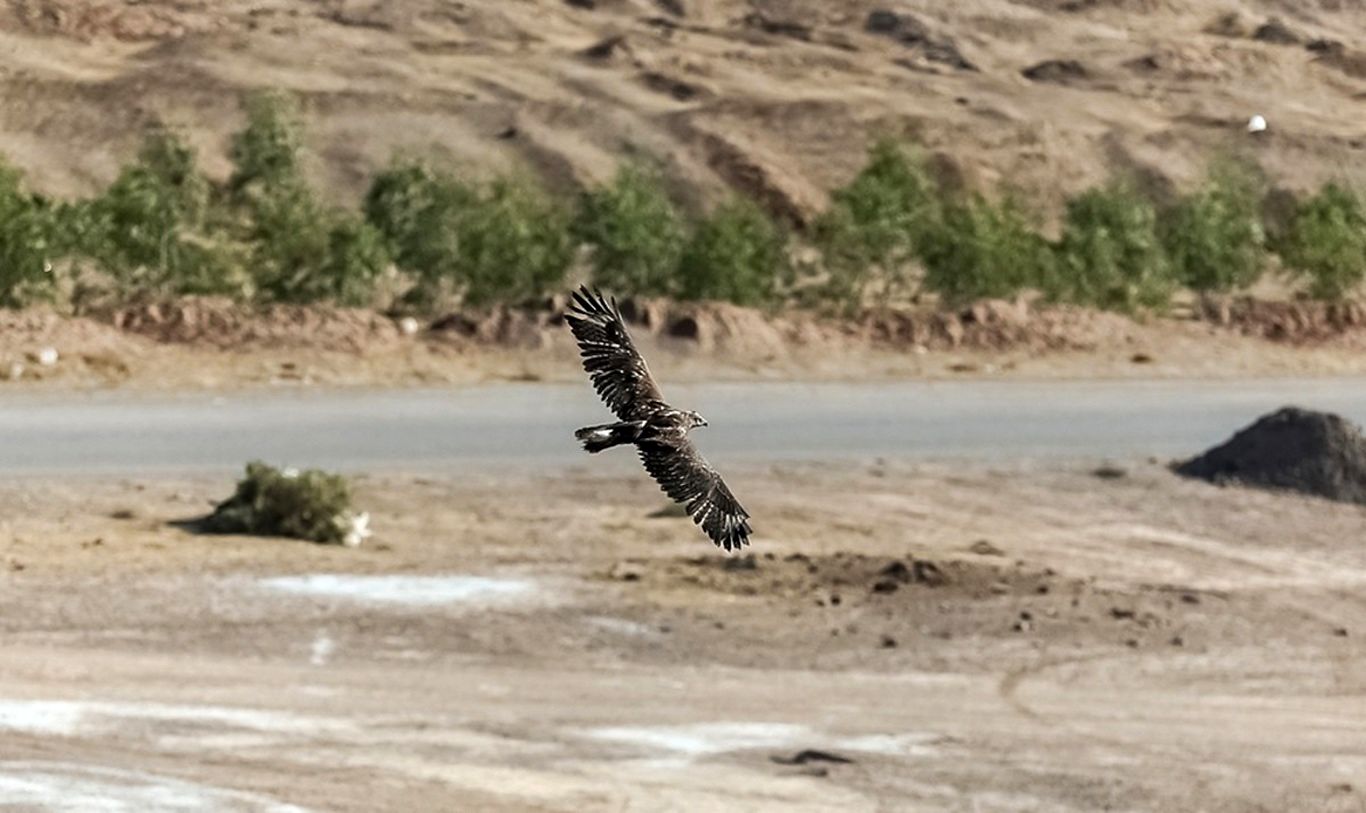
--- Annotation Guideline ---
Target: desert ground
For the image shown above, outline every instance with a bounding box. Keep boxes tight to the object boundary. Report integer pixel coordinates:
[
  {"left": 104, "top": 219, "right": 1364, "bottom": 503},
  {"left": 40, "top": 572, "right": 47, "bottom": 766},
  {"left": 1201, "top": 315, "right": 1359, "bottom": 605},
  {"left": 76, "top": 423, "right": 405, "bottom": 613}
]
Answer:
[{"left": 0, "top": 381, "right": 1364, "bottom": 811}]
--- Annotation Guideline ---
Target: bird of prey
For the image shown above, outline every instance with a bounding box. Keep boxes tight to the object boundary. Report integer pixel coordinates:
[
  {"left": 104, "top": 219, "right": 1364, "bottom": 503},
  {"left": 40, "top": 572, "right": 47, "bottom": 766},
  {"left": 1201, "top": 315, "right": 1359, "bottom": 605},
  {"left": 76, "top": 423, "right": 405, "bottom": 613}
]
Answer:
[{"left": 565, "top": 286, "right": 752, "bottom": 552}]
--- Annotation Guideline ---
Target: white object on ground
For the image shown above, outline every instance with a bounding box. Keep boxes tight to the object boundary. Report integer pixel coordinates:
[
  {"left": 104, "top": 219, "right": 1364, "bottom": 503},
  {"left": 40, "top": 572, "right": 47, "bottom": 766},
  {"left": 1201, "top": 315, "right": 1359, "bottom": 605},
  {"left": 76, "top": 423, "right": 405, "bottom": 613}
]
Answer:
[
  {"left": 36, "top": 348, "right": 58, "bottom": 367},
  {"left": 1247, "top": 114, "right": 1267, "bottom": 133},
  {"left": 341, "top": 511, "right": 371, "bottom": 548}
]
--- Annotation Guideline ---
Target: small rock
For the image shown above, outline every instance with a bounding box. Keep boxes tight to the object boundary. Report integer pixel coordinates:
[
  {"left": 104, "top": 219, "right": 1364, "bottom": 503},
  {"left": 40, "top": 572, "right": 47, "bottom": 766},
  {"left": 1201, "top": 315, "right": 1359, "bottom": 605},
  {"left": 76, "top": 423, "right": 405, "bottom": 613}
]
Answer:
[
  {"left": 1180, "top": 593, "right": 1201, "bottom": 604},
  {"left": 608, "top": 562, "right": 643, "bottom": 582},
  {"left": 1125, "top": 638, "right": 1140, "bottom": 648},
  {"left": 1306, "top": 38, "right": 1345, "bottom": 57},
  {"left": 1019, "top": 611, "right": 1033, "bottom": 622},
  {"left": 35, "top": 347, "right": 59, "bottom": 367},
  {"left": 1092, "top": 464, "right": 1128, "bottom": 480},
  {"left": 1333, "top": 627, "right": 1349, "bottom": 637},
  {"left": 829, "top": 594, "right": 842, "bottom": 606},
  {"left": 397, "top": 316, "right": 421, "bottom": 336},
  {"left": 771, "top": 749, "right": 855, "bottom": 766},
  {"left": 1022, "top": 59, "right": 1088, "bottom": 84},
  {"left": 1130, "top": 352, "right": 1155, "bottom": 364},
  {"left": 969, "top": 539, "right": 1005, "bottom": 557},
  {"left": 1252, "top": 18, "right": 1299, "bottom": 45},
  {"left": 879, "top": 560, "right": 912, "bottom": 583},
  {"left": 1169, "top": 636, "right": 1185, "bottom": 647},
  {"left": 912, "top": 560, "right": 946, "bottom": 586},
  {"left": 1013, "top": 620, "right": 1032, "bottom": 633},
  {"left": 880, "top": 635, "right": 898, "bottom": 649},
  {"left": 1247, "top": 114, "right": 1267, "bottom": 134},
  {"left": 989, "top": 581, "right": 1010, "bottom": 595},
  {"left": 871, "top": 580, "right": 900, "bottom": 594},
  {"left": 582, "top": 35, "right": 625, "bottom": 59},
  {"left": 1111, "top": 607, "right": 1137, "bottom": 620}
]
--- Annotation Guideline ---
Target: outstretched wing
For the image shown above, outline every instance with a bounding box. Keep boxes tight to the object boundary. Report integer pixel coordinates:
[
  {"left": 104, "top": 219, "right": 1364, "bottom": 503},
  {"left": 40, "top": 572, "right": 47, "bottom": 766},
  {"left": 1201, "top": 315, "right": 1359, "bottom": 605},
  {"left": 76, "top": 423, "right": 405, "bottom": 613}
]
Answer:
[
  {"left": 638, "top": 438, "right": 752, "bottom": 552},
  {"left": 565, "top": 286, "right": 665, "bottom": 421}
]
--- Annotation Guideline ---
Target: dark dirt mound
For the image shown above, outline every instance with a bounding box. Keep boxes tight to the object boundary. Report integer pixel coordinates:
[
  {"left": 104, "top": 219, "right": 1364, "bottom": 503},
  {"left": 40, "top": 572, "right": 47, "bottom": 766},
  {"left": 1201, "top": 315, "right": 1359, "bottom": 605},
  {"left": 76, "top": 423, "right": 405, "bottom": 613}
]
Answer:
[{"left": 1174, "top": 407, "right": 1366, "bottom": 505}]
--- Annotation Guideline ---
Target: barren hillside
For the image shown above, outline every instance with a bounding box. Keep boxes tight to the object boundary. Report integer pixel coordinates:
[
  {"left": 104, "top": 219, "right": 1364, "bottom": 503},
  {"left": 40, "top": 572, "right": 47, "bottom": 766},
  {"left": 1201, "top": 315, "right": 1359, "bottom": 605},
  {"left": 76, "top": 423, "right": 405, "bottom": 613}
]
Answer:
[{"left": 2, "top": 0, "right": 1364, "bottom": 223}]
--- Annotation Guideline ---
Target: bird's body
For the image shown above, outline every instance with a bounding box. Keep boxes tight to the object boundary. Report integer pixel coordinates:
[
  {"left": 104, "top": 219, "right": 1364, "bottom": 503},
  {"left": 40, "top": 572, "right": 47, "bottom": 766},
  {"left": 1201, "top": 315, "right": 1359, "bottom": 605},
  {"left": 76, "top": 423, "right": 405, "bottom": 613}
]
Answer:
[{"left": 564, "top": 286, "right": 752, "bottom": 551}]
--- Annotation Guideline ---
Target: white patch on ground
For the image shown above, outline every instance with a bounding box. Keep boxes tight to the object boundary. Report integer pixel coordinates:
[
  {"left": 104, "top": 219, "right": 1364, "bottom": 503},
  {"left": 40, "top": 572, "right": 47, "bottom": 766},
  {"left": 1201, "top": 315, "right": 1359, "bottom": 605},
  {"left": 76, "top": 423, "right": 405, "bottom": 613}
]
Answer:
[
  {"left": 580, "top": 723, "right": 943, "bottom": 761},
  {"left": 0, "top": 701, "right": 84, "bottom": 736},
  {"left": 259, "top": 574, "right": 536, "bottom": 607},
  {"left": 0, "top": 761, "right": 308, "bottom": 812},
  {"left": 585, "top": 723, "right": 811, "bottom": 756},
  {"left": 0, "top": 700, "right": 352, "bottom": 745},
  {"left": 584, "top": 616, "right": 660, "bottom": 637},
  {"left": 833, "top": 732, "right": 943, "bottom": 757},
  {"left": 309, "top": 631, "right": 335, "bottom": 666}
]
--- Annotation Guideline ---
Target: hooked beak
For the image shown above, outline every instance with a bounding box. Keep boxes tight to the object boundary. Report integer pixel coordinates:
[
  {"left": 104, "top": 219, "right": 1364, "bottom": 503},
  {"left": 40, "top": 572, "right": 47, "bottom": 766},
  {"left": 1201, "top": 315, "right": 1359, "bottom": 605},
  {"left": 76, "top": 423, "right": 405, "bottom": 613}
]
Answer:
[{"left": 698, "top": 417, "right": 709, "bottom": 427}]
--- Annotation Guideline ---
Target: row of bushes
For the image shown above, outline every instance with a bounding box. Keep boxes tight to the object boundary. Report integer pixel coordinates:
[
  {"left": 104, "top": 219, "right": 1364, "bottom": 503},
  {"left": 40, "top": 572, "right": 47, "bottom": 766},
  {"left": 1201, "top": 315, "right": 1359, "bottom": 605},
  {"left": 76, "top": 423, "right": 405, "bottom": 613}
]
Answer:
[
  {"left": 1, "top": 90, "right": 1364, "bottom": 314},
  {"left": 817, "top": 141, "right": 1366, "bottom": 310}
]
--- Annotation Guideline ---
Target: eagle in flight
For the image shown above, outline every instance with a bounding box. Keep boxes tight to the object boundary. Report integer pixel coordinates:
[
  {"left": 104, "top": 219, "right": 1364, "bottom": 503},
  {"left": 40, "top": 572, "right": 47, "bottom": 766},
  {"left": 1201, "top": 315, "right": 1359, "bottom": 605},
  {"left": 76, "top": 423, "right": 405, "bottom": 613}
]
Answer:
[{"left": 565, "top": 286, "right": 752, "bottom": 552}]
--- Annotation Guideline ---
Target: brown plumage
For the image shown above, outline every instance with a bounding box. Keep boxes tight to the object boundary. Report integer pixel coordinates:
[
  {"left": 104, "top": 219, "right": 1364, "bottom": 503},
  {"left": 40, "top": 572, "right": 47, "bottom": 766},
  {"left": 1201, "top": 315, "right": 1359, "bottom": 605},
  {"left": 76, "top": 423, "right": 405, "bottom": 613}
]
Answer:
[{"left": 565, "top": 286, "right": 752, "bottom": 552}]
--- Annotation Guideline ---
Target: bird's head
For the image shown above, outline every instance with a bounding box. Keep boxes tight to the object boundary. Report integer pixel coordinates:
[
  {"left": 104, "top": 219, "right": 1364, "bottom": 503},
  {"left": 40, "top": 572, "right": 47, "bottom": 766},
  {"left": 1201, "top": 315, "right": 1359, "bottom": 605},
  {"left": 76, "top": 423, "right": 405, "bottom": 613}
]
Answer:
[{"left": 685, "top": 410, "right": 709, "bottom": 429}]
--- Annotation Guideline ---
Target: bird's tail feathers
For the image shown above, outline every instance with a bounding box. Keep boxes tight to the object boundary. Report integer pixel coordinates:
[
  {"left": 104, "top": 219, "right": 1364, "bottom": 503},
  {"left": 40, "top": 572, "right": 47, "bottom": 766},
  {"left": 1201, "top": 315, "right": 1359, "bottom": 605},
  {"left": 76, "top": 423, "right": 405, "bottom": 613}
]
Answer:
[{"left": 576, "top": 421, "right": 642, "bottom": 453}]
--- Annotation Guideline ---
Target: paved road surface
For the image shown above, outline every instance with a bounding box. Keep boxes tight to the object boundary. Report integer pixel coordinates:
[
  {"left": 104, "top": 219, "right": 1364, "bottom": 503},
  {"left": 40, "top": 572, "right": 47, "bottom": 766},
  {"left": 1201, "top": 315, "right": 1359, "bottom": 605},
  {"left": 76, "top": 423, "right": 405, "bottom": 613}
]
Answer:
[{"left": 2, "top": 377, "right": 1364, "bottom": 473}]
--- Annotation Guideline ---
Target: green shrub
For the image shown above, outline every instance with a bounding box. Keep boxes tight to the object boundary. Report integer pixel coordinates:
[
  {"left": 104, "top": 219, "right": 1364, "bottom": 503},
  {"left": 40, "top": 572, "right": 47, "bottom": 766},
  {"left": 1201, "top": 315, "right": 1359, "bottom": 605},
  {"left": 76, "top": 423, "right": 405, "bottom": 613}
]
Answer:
[
  {"left": 78, "top": 128, "right": 248, "bottom": 296},
  {"left": 202, "top": 461, "right": 368, "bottom": 546},
  {"left": 921, "top": 193, "right": 1053, "bottom": 304},
  {"left": 366, "top": 165, "right": 570, "bottom": 306},
  {"left": 573, "top": 163, "right": 686, "bottom": 296},
  {"left": 242, "top": 179, "right": 389, "bottom": 306},
  {"left": 1161, "top": 161, "right": 1268, "bottom": 292},
  {"left": 815, "top": 139, "right": 942, "bottom": 306},
  {"left": 676, "top": 198, "right": 785, "bottom": 305},
  {"left": 0, "top": 162, "right": 62, "bottom": 307},
  {"left": 1279, "top": 182, "right": 1366, "bottom": 300},
  {"left": 448, "top": 176, "right": 574, "bottom": 305},
  {"left": 1053, "top": 181, "right": 1173, "bottom": 312},
  {"left": 364, "top": 161, "right": 472, "bottom": 302},
  {"left": 230, "top": 90, "right": 305, "bottom": 192}
]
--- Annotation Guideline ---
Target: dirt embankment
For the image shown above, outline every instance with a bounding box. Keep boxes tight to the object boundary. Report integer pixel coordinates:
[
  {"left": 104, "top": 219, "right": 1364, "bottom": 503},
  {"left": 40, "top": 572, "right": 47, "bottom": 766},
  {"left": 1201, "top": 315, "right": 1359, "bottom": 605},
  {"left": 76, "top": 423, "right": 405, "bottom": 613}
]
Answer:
[{"left": 8, "top": 295, "right": 1366, "bottom": 390}]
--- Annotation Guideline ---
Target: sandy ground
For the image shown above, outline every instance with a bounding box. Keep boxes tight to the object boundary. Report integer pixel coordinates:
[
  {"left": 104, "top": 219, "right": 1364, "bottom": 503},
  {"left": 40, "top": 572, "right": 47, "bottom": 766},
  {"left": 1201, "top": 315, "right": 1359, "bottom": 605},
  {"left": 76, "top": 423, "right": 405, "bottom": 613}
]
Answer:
[{"left": 1, "top": 459, "right": 1364, "bottom": 811}]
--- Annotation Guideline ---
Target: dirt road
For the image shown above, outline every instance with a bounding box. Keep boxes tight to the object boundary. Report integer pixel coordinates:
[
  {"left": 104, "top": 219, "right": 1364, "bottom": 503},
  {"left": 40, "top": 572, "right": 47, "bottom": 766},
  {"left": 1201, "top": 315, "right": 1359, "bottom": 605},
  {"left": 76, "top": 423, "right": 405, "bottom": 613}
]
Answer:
[
  {"left": 0, "top": 454, "right": 1363, "bottom": 811},
  {"left": 6, "top": 377, "right": 1366, "bottom": 474}
]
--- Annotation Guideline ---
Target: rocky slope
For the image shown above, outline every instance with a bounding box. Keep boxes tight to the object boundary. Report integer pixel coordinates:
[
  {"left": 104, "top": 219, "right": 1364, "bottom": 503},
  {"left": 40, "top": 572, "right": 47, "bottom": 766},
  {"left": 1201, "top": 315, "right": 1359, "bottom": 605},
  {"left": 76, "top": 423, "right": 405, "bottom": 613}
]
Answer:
[{"left": 1, "top": 0, "right": 1363, "bottom": 224}]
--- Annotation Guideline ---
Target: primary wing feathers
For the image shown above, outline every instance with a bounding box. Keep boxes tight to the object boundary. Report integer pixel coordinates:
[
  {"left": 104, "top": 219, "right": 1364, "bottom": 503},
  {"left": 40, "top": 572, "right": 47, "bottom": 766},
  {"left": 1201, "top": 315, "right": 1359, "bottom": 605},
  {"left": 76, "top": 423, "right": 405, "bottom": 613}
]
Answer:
[
  {"left": 565, "top": 287, "right": 665, "bottom": 421},
  {"left": 638, "top": 439, "right": 752, "bottom": 552}
]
